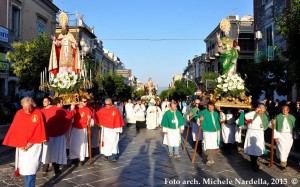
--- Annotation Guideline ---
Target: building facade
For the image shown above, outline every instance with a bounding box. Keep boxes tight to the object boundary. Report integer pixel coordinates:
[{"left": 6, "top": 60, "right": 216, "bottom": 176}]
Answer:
[
  {"left": 0, "top": 0, "right": 59, "bottom": 100},
  {"left": 254, "top": 0, "right": 296, "bottom": 101}
]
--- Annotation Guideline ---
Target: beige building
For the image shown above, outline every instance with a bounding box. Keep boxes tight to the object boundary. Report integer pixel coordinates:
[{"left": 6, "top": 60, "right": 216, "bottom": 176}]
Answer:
[
  {"left": 170, "top": 73, "right": 183, "bottom": 88},
  {"left": 0, "top": 0, "right": 58, "bottom": 100}
]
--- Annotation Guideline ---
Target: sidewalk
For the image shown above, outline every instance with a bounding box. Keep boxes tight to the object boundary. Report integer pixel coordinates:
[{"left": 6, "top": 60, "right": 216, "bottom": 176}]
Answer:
[{"left": 0, "top": 125, "right": 300, "bottom": 186}]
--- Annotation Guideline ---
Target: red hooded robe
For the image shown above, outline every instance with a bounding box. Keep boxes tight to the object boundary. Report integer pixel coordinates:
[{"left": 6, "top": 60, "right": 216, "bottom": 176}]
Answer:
[
  {"left": 41, "top": 106, "right": 76, "bottom": 137},
  {"left": 96, "top": 106, "right": 124, "bottom": 129},
  {"left": 3, "top": 108, "right": 48, "bottom": 147}
]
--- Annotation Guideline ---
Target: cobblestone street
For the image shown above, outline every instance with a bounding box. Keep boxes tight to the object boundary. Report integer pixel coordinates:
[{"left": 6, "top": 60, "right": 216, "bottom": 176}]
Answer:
[{"left": 0, "top": 125, "right": 300, "bottom": 187}]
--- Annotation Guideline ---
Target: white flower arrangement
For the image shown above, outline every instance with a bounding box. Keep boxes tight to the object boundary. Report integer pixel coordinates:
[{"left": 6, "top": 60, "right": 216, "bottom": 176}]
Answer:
[
  {"left": 50, "top": 72, "right": 80, "bottom": 93},
  {"left": 216, "top": 74, "right": 247, "bottom": 97}
]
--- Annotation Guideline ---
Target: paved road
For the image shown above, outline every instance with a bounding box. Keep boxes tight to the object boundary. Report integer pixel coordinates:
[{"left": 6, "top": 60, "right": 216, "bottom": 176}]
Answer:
[{"left": 0, "top": 125, "right": 300, "bottom": 187}]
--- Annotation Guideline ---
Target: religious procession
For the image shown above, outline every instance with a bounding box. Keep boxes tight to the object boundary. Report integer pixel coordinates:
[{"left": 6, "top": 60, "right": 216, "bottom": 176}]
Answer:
[{"left": 1, "top": 1, "right": 300, "bottom": 186}]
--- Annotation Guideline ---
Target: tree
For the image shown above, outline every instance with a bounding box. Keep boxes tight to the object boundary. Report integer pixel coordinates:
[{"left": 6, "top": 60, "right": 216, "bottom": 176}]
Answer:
[
  {"left": 133, "top": 90, "right": 144, "bottom": 100},
  {"left": 95, "top": 72, "right": 133, "bottom": 99},
  {"left": 202, "top": 72, "right": 218, "bottom": 88},
  {"left": 276, "top": 0, "right": 300, "bottom": 84},
  {"left": 7, "top": 33, "right": 52, "bottom": 90},
  {"left": 159, "top": 88, "right": 175, "bottom": 101},
  {"left": 238, "top": 56, "right": 292, "bottom": 100}
]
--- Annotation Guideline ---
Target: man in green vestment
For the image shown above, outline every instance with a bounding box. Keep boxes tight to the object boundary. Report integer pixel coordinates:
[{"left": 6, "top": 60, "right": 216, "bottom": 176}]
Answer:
[
  {"left": 272, "top": 105, "right": 296, "bottom": 171},
  {"left": 161, "top": 102, "right": 185, "bottom": 160},
  {"left": 198, "top": 102, "right": 221, "bottom": 165}
]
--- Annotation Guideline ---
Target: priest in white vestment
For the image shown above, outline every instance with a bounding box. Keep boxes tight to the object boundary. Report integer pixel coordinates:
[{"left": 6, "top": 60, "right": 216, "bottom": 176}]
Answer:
[
  {"left": 146, "top": 99, "right": 162, "bottom": 129},
  {"left": 125, "top": 99, "right": 136, "bottom": 127}
]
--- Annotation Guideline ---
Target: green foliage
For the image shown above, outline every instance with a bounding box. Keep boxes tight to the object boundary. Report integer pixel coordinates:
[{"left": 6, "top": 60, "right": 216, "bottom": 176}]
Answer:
[
  {"left": 159, "top": 88, "right": 175, "bottom": 101},
  {"left": 202, "top": 72, "right": 218, "bottom": 87},
  {"left": 276, "top": 0, "right": 300, "bottom": 84},
  {"left": 133, "top": 90, "right": 144, "bottom": 99},
  {"left": 238, "top": 57, "right": 292, "bottom": 100},
  {"left": 159, "top": 80, "right": 196, "bottom": 101},
  {"left": 94, "top": 72, "right": 133, "bottom": 99},
  {"left": 7, "top": 33, "right": 52, "bottom": 90}
]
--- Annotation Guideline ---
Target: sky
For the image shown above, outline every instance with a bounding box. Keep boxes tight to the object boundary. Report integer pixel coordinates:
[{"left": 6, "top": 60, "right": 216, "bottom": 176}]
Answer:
[{"left": 53, "top": 0, "right": 253, "bottom": 88}]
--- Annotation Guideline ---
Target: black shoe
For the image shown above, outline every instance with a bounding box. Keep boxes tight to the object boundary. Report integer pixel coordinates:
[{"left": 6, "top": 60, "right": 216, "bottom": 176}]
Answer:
[
  {"left": 78, "top": 161, "right": 84, "bottom": 167},
  {"left": 53, "top": 163, "right": 60, "bottom": 175},
  {"left": 42, "top": 164, "right": 49, "bottom": 173}
]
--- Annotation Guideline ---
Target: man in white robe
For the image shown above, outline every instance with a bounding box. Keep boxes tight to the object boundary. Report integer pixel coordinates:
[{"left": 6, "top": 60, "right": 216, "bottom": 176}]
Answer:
[
  {"left": 41, "top": 97, "right": 75, "bottom": 174},
  {"left": 134, "top": 100, "right": 146, "bottom": 132},
  {"left": 189, "top": 100, "right": 203, "bottom": 153},
  {"left": 161, "top": 98, "right": 170, "bottom": 116},
  {"left": 244, "top": 104, "right": 269, "bottom": 172},
  {"left": 272, "top": 105, "right": 296, "bottom": 170},
  {"left": 69, "top": 96, "right": 93, "bottom": 166},
  {"left": 3, "top": 97, "right": 47, "bottom": 187},
  {"left": 198, "top": 102, "right": 221, "bottom": 165},
  {"left": 125, "top": 99, "right": 136, "bottom": 127},
  {"left": 162, "top": 102, "right": 185, "bottom": 160},
  {"left": 96, "top": 98, "right": 124, "bottom": 162},
  {"left": 220, "top": 109, "right": 236, "bottom": 154},
  {"left": 146, "top": 99, "right": 162, "bottom": 129}
]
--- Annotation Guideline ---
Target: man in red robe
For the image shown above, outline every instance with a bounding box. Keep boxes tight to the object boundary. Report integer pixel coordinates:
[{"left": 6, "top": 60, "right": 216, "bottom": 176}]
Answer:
[
  {"left": 3, "top": 97, "right": 47, "bottom": 187},
  {"left": 41, "top": 97, "right": 76, "bottom": 174},
  {"left": 96, "top": 98, "right": 124, "bottom": 162},
  {"left": 69, "top": 96, "right": 93, "bottom": 166}
]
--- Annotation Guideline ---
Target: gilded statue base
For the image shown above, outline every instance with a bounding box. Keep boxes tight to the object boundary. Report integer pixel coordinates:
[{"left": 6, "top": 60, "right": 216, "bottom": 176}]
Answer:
[
  {"left": 53, "top": 89, "right": 90, "bottom": 105},
  {"left": 210, "top": 91, "right": 252, "bottom": 109}
]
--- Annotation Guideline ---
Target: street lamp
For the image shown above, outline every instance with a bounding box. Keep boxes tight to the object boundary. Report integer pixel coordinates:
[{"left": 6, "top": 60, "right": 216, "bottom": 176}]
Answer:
[
  {"left": 185, "top": 72, "right": 193, "bottom": 88},
  {"left": 79, "top": 38, "right": 91, "bottom": 88}
]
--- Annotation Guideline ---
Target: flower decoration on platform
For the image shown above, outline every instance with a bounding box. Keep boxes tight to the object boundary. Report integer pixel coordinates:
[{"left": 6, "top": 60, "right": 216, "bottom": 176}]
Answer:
[
  {"left": 215, "top": 74, "right": 248, "bottom": 98},
  {"left": 50, "top": 72, "right": 81, "bottom": 93}
]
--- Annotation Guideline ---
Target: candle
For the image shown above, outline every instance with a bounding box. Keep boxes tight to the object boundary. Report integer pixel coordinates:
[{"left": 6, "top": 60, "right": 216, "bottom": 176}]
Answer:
[
  {"left": 40, "top": 72, "right": 42, "bottom": 85},
  {"left": 90, "top": 69, "right": 91, "bottom": 83},
  {"left": 45, "top": 67, "right": 47, "bottom": 82}
]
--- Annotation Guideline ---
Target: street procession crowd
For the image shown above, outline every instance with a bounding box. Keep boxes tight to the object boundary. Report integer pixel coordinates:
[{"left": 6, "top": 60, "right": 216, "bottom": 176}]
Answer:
[{"left": 2, "top": 93, "right": 300, "bottom": 186}]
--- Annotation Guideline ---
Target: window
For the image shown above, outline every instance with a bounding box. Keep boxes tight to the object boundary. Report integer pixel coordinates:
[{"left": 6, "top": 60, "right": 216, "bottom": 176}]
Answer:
[
  {"left": 12, "top": 6, "right": 20, "bottom": 38},
  {"left": 37, "top": 16, "right": 47, "bottom": 35},
  {"left": 238, "top": 33, "right": 254, "bottom": 51},
  {"left": 265, "top": 25, "right": 273, "bottom": 46},
  {"left": 262, "top": 0, "right": 272, "bottom": 5}
]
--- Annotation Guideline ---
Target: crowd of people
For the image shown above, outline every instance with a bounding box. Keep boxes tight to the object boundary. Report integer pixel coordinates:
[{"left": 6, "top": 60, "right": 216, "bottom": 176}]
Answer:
[{"left": 2, "top": 95, "right": 300, "bottom": 187}]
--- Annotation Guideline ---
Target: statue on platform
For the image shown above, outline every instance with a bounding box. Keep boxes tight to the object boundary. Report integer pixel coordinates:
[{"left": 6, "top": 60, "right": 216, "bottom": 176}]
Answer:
[
  {"left": 49, "top": 12, "right": 81, "bottom": 76},
  {"left": 143, "top": 78, "right": 157, "bottom": 96},
  {"left": 216, "top": 18, "right": 240, "bottom": 76},
  {"left": 147, "top": 78, "right": 154, "bottom": 95}
]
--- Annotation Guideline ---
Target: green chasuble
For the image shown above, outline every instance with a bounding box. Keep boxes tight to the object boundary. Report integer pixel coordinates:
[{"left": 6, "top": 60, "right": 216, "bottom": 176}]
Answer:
[
  {"left": 275, "top": 113, "right": 296, "bottom": 132},
  {"left": 198, "top": 109, "right": 221, "bottom": 132},
  {"left": 161, "top": 110, "right": 185, "bottom": 129},
  {"left": 253, "top": 113, "right": 269, "bottom": 130},
  {"left": 237, "top": 111, "right": 245, "bottom": 127},
  {"left": 189, "top": 107, "right": 199, "bottom": 122}
]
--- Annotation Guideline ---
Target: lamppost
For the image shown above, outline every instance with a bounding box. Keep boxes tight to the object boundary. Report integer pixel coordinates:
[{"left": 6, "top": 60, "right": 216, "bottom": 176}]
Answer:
[
  {"left": 79, "top": 38, "right": 92, "bottom": 89},
  {"left": 184, "top": 72, "right": 193, "bottom": 88}
]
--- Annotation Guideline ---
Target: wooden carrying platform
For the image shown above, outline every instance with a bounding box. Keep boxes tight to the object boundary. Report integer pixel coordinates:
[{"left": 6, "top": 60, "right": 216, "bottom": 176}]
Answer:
[{"left": 214, "top": 101, "right": 252, "bottom": 109}]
